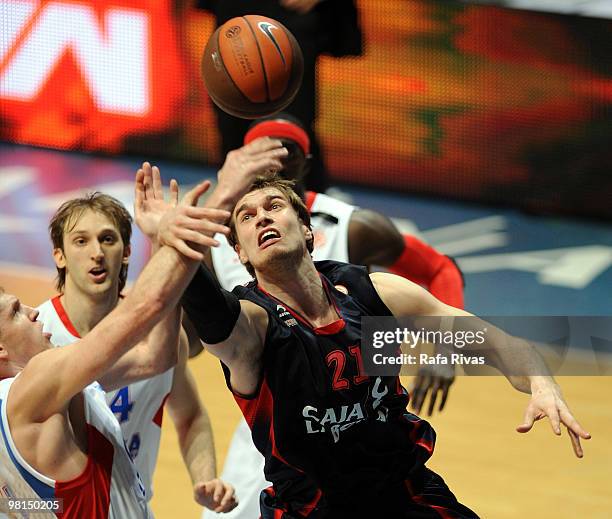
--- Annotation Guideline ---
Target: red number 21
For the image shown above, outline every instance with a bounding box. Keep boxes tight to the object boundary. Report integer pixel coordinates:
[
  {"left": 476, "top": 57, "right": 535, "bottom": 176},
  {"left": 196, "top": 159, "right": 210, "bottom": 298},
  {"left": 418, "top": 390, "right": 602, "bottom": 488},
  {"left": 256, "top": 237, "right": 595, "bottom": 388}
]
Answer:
[{"left": 326, "top": 345, "right": 368, "bottom": 391}]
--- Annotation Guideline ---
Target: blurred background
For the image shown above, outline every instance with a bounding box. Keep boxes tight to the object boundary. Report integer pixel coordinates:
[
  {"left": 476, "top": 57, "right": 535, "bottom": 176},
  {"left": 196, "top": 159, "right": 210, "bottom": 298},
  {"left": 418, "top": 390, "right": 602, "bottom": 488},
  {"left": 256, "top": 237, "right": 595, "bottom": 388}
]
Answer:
[{"left": 1, "top": 1, "right": 611, "bottom": 518}]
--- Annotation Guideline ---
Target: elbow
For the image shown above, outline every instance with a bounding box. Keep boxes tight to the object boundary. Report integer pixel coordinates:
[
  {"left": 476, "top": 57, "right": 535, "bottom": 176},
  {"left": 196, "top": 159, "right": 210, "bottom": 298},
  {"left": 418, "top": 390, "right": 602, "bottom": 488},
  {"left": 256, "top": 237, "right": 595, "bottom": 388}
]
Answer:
[
  {"left": 152, "top": 331, "right": 180, "bottom": 375},
  {"left": 442, "top": 255, "right": 465, "bottom": 287},
  {"left": 135, "top": 337, "right": 179, "bottom": 380},
  {"left": 141, "top": 341, "right": 179, "bottom": 378},
  {"left": 157, "top": 341, "right": 180, "bottom": 374}
]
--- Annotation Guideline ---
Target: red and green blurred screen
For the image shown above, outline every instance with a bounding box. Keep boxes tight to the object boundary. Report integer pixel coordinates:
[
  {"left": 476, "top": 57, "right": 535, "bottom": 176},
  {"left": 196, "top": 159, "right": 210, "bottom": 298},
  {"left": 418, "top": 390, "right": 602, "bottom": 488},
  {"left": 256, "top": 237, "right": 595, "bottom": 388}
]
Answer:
[{"left": 1, "top": 0, "right": 610, "bottom": 218}]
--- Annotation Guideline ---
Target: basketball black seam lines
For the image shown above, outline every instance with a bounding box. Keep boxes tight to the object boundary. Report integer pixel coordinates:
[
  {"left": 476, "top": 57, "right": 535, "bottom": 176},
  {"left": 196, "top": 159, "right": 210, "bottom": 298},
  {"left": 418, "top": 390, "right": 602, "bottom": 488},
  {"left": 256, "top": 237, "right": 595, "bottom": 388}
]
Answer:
[
  {"left": 243, "top": 16, "right": 271, "bottom": 103},
  {"left": 215, "top": 23, "right": 253, "bottom": 110}
]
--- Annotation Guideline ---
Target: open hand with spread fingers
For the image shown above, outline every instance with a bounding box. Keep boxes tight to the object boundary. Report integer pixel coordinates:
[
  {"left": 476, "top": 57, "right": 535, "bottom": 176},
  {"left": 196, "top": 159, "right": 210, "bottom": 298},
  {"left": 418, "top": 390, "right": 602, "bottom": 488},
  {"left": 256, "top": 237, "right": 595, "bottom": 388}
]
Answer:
[
  {"left": 135, "top": 163, "right": 231, "bottom": 260},
  {"left": 157, "top": 180, "right": 231, "bottom": 261},
  {"left": 516, "top": 378, "right": 591, "bottom": 458},
  {"left": 134, "top": 162, "right": 179, "bottom": 241},
  {"left": 409, "top": 363, "right": 455, "bottom": 416}
]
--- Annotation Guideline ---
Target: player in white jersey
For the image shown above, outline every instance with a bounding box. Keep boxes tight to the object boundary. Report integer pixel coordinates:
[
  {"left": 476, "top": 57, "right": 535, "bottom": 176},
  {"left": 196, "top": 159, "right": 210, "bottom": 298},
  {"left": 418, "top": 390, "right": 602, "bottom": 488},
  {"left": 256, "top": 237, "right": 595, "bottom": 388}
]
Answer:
[
  {"left": 36, "top": 167, "right": 239, "bottom": 513},
  {"left": 36, "top": 296, "right": 174, "bottom": 506},
  {"left": 205, "top": 114, "right": 467, "bottom": 518},
  {"left": 0, "top": 172, "right": 238, "bottom": 518}
]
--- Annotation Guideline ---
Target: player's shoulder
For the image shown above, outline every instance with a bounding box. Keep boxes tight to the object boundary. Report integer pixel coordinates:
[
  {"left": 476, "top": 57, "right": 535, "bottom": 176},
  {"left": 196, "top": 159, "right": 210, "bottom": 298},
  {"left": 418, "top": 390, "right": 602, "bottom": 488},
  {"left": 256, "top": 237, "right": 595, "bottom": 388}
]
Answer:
[
  {"left": 316, "top": 261, "right": 395, "bottom": 317},
  {"left": 8, "top": 348, "right": 64, "bottom": 412},
  {"left": 35, "top": 297, "right": 55, "bottom": 316},
  {"left": 239, "top": 298, "right": 268, "bottom": 328},
  {"left": 36, "top": 297, "right": 62, "bottom": 331},
  {"left": 309, "top": 191, "right": 356, "bottom": 213},
  {"left": 369, "top": 271, "right": 416, "bottom": 294},
  {"left": 315, "top": 259, "right": 368, "bottom": 284}
]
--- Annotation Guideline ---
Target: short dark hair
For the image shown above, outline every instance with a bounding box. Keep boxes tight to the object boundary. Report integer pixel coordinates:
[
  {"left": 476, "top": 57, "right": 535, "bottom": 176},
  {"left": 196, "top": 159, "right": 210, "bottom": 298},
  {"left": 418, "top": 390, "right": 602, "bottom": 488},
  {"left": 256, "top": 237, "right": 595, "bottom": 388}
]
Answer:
[
  {"left": 49, "top": 193, "right": 132, "bottom": 293},
  {"left": 228, "top": 175, "right": 313, "bottom": 277}
]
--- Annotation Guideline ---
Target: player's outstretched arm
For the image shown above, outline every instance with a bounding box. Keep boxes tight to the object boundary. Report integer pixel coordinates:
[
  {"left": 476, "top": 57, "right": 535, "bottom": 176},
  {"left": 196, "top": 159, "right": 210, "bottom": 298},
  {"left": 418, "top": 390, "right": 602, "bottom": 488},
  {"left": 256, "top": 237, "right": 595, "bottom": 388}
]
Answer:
[
  {"left": 9, "top": 181, "right": 229, "bottom": 423},
  {"left": 206, "top": 137, "right": 287, "bottom": 213},
  {"left": 348, "top": 209, "right": 464, "bottom": 307},
  {"left": 97, "top": 164, "right": 229, "bottom": 389},
  {"left": 370, "top": 271, "right": 591, "bottom": 457},
  {"left": 348, "top": 209, "right": 460, "bottom": 415},
  {"left": 166, "top": 337, "right": 237, "bottom": 512}
]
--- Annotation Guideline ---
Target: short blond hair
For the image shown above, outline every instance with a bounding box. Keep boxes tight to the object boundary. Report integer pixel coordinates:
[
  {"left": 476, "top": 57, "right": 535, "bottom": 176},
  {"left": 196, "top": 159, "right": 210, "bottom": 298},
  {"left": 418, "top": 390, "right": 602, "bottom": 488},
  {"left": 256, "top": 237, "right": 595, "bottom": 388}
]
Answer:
[{"left": 49, "top": 193, "right": 132, "bottom": 293}]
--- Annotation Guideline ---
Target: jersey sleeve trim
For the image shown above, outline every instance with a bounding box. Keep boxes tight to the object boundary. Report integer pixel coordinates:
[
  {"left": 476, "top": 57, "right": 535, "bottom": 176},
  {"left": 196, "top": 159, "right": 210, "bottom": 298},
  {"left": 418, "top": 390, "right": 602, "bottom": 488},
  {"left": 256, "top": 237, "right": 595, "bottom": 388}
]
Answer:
[
  {"left": 51, "top": 295, "right": 81, "bottom": 339},
  {"left": 0, "top": 392, "right": 56, "bottom": 497}
]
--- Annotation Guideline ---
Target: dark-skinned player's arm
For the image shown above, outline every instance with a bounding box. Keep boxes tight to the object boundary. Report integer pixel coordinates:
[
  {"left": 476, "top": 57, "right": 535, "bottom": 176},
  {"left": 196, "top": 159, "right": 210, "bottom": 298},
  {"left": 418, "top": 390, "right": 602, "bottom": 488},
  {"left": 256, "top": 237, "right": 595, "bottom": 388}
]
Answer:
[
  {"left": 369, "top": 271, "right": 591, "bottom": 458},
  {"left": 348, "top": 209, "right": 464, "bottom": 307},
  {"left": 9, "top": 179, "right": 230, "bottom": 424},
  {"left": 348, "top": 208, "right": 462, "bottom": 415}
]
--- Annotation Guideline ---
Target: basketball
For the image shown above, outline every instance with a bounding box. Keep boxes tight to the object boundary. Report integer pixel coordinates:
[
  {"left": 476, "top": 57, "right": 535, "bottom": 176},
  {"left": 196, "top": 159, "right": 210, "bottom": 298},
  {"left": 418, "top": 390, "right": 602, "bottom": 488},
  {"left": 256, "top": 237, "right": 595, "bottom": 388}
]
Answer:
[{"left": 201, "top": 15, "right": 304, "bottom": 119}]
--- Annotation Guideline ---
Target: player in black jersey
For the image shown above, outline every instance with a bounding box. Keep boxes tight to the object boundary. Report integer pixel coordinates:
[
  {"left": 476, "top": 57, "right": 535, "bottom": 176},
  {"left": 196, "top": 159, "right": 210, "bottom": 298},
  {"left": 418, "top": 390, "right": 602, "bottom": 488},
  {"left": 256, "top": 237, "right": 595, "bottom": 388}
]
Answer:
[{"left": 151, "top": 162, "right": 590, "bottom": 518}]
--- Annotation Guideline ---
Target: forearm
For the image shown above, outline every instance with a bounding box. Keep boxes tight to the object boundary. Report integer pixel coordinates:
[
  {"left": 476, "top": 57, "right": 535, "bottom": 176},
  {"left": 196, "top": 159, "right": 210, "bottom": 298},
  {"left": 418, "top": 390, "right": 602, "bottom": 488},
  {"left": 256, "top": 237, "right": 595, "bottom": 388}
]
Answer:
[
  {"left": 24, "top": 246, "right": 198, "bottom": 416},
  {"left": 176, "top": 407, "right": 217, "bottom": 484},
  {"left": 182, "top": 313, "right": 205, "bottom": 358},
  {"left": 204, "top": 184, "right": 238, "bottom": 214},
  {"left": 143, "top": 239, "right": 183, "bottom": 364},
  {"left": 128, "top": 246, "right": 196, "bottom": 322},
  {"left": 181, "top": 263, "right": 241, "bottom": 344},
  {"left": 103, "top": 246, "right": 197, "bottom": 375},
  {"left": 476, "top": 327, "right": 555, "bottom": 394},
  {"left": 97, "top": 246, "right": 197, "bottom": 383}
]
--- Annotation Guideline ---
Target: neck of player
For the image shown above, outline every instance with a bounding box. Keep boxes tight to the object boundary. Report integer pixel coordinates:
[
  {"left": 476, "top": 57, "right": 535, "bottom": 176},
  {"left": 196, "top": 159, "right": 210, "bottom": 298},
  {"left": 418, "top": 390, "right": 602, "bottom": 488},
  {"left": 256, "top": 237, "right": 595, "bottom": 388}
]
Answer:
[
  {"left": 256, "top": 256, "right": 339, "bottom": 328},
  {"left": 61, "top": 280, "right": 120, "bottom": 337}
]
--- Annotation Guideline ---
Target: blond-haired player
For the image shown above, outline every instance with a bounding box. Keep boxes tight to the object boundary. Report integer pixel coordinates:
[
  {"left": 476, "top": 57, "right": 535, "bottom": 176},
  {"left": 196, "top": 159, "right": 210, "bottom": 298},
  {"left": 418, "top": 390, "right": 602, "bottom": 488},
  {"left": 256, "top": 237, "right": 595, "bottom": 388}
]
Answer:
[
  {"left": 37, "top": 177, "right": 235, "bottom": 513},
  {"left": 0, "top": 176, "right": 229, "bottom": 517}
]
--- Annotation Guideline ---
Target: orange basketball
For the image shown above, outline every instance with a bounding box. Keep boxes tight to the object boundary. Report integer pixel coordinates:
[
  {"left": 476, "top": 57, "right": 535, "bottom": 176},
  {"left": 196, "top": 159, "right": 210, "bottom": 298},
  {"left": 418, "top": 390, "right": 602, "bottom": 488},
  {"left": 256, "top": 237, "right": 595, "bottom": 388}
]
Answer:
[{"left": 202, "top": 15, "right": 304, "bottom": 119}]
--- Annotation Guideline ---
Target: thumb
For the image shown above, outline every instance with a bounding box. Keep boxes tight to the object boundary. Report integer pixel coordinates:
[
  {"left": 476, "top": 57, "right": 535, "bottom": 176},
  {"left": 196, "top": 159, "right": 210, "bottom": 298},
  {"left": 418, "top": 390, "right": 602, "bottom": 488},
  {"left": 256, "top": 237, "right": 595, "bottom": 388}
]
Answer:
[
  {"left": 170, "top": 179, "right": 179, "bottom": 206},
  {"left": 182, "top": 180, "right": 211, "bottom": 207},
  {"left": 194, "top": 481, "right": 209, "bottom": 495},
  {"left": 194, "top": 481, "right": 215, "bottom": 503},
  {"left": 516, "top": 409, "right": 535, "bottom": 433}
]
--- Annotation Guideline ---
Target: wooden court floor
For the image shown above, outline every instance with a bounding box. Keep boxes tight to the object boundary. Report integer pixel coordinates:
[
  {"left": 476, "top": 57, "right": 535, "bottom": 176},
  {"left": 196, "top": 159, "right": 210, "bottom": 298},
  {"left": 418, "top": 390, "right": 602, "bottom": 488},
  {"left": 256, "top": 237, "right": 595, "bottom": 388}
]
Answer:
[{"left": 3, "top": 268, "right": 611, "bottom": 519}]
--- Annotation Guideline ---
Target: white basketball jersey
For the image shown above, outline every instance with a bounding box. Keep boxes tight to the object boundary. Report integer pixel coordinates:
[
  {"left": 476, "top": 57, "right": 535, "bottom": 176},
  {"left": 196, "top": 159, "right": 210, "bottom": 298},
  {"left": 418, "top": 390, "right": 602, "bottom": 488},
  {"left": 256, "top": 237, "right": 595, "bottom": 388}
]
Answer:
[
  {"left": 0, "top": 377, "right": 149, "bottom": 518},
  {"left": 211, "top": 191, "right": 356, "bottom": 290},
  {"left": 36, "top": 297, "right": 173, "bottom": 502}
]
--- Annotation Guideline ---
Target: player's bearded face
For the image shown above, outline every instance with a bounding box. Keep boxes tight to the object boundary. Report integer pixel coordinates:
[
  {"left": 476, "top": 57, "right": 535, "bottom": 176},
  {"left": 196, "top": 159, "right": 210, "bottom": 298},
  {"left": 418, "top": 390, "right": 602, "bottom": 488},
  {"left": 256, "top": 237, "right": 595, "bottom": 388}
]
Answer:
[
  {"left": 54, "top": 210, "right": 129, "bottom": 297},
  {"left": 234, "top": 188, "right": 311, "bottom": 272}
]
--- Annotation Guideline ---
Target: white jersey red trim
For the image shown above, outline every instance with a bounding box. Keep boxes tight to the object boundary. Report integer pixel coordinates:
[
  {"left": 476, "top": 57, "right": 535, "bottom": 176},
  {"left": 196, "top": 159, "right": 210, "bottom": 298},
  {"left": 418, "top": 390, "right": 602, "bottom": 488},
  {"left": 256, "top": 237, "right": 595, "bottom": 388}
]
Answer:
[
  {"left": 37, "top": 297, "right": 173, "bottom": 503},
  {"left": 0, "top": 378, "right": 149, "bottom": 518}
]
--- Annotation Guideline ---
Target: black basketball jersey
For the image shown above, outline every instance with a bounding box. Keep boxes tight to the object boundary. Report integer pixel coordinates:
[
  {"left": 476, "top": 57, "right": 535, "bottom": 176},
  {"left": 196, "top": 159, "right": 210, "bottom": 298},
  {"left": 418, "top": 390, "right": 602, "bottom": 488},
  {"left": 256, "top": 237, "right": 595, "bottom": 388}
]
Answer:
[{"left": 223, "top": 261, "right": 436, "bottom": 514}]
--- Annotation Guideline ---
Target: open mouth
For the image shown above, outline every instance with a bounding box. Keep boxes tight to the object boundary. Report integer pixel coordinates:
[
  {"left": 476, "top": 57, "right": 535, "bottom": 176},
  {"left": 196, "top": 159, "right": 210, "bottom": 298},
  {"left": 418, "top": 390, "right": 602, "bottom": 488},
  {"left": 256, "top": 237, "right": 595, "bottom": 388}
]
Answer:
[
  {"left": 89, "top": 266, "right": 108, "bottom": 283},
  {"left": 258, "top": 229, "right": 281, "bottom": 249}
]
